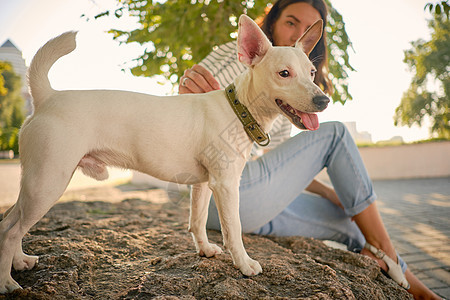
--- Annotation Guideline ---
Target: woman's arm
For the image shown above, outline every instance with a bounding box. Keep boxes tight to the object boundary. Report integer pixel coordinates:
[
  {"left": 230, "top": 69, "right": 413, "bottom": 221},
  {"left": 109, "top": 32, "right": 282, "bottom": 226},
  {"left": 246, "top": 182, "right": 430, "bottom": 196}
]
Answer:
[{"left": 305, "top": 179, "right": 344, "bottom": 209}]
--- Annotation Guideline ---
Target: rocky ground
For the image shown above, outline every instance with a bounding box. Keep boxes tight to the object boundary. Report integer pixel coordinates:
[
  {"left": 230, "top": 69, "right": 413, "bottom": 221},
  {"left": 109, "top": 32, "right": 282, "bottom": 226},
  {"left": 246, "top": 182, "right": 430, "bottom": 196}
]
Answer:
[{"left": 0, "top": 185, "right": 411, "bottom": 299}]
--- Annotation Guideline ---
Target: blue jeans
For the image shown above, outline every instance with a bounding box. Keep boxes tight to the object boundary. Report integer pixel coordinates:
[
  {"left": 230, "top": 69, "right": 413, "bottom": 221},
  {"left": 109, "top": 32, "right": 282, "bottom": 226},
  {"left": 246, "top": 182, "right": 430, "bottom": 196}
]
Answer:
[{"left": 206, "top": 122, "right": 407, "bottom": 271}]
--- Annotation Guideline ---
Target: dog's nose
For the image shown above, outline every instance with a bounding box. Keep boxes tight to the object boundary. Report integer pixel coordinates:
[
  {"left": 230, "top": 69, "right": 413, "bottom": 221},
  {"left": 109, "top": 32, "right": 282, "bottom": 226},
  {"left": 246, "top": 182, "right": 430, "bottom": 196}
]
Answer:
[{"left": 312, "top": 95, "right": 330, "bottom": 110}]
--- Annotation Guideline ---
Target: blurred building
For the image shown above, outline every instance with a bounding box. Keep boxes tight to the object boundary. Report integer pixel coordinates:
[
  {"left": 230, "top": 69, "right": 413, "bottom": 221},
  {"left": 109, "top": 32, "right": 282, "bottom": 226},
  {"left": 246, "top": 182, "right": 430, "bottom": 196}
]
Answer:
[
  {"left": 343, "top": 122, "right": 373, "bottom": 144},
  {"left": 377, "top": 135, "right": 405, "bottom": 144},
  {"left": 0, "top": 39, "right": 32, "bottom": 114}
]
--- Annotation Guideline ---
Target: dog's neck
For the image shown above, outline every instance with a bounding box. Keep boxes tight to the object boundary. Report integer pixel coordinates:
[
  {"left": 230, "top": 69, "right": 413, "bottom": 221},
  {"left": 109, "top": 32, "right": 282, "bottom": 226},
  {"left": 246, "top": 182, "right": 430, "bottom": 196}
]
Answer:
[{"left": 233, "top": 71, "right": 279, "bottom": 133}]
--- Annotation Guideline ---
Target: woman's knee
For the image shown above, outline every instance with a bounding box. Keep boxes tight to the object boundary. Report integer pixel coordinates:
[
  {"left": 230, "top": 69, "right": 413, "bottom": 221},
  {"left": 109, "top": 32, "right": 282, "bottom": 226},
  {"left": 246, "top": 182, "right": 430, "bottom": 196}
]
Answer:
[
  {"left": 290, "top": 121, "right": 347, "bottom": 143},
  {"left": 319, "top": 121, "right": 348, "bottom": 135},
  {"left": 320, "top": 122, "right": 355, "bottom": 145}
]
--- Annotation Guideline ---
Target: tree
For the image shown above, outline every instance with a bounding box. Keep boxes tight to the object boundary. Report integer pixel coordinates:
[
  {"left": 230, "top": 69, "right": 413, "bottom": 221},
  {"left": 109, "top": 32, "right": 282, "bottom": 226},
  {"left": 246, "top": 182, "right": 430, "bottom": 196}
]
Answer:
[
  {"left": 0, "top": 61, "right": 11, "bottom": 96},
  {"left": 87, "top": 0, "right": 354, "bottom": 104},
  {"left": 0, "top": 61, "right": 26, "bottom": 153},
  {"left": 394, "top": 10, "right": 450, "bottom": 139}
]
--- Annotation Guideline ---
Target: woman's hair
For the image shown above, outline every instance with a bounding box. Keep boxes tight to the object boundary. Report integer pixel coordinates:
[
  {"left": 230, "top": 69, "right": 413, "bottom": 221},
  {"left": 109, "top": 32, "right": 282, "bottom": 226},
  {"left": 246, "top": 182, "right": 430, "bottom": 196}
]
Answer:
[{"left": 260, "top": 0, "right": 332, "bottom": 94}]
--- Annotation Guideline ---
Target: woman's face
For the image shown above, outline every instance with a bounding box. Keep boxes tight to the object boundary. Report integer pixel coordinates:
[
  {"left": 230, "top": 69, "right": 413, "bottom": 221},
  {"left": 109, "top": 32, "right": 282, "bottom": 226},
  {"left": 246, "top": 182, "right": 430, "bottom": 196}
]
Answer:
[{"left": 272, "top": 2, "right": 322, "bottom": 47}]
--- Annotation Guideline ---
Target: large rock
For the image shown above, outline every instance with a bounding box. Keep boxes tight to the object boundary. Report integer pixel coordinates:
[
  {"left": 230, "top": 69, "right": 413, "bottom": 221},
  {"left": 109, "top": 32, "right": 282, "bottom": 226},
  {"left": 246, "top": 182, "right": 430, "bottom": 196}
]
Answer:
[{"left": 1, "top": 190, "right": 411, "bottom": 299}]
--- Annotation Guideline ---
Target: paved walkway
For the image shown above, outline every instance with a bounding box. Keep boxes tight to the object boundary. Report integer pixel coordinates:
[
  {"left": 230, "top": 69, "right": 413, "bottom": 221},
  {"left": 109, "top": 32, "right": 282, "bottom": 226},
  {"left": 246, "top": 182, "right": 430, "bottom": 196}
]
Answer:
[
  {"left": 0, "top": 162, "right": 132, "bottom": 207},
  {"left": 373, "top": 178, "right": 450, "bottom": 298},
  {"left": 0, "top": 163, "right": 449, "bottom": 298}
]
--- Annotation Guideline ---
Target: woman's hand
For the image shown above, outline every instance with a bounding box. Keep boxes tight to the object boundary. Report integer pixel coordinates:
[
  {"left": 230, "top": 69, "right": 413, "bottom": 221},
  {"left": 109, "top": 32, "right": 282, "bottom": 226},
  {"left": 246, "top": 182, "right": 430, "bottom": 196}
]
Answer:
[
  {"left": 179, "top": 64, "right": 221, "bottom": 94},
  {"left": 305, "top": 179, "right": 344, "bottom": 210},
  {"left": 324, "top": 186, "right": 344, "bottom": 210}
]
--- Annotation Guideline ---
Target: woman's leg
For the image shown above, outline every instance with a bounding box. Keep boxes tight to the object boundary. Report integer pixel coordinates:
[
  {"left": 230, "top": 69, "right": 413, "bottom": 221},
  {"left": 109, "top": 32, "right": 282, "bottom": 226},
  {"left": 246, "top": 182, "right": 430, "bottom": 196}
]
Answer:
[
  {"left": 254, "top": 192, "right": 366, "bottom": 252},
  {"left": 207, "top": 121, "right": 375, "bottom": 233}
]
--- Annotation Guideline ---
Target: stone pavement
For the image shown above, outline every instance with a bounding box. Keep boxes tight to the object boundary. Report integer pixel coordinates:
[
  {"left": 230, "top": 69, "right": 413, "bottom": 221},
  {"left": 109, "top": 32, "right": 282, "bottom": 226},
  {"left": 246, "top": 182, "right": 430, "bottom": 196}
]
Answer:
[
  {"left": 372, "top": 178, "right": 450, "bottom": 299},
  {"left": 0, "top": 160, "right": 449, "bottom": 298}
]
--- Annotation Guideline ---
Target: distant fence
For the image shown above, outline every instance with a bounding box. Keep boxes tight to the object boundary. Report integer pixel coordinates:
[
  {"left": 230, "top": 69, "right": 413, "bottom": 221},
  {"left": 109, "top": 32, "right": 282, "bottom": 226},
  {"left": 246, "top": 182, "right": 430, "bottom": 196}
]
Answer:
[{"left": 317, "top": 141, "right": 450, "bottom": 180}]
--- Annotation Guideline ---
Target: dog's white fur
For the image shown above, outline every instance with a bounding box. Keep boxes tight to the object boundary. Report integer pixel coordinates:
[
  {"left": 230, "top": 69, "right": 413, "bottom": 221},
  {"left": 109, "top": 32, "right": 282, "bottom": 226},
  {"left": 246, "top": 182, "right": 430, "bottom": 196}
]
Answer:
[{"left": 0, "top": 15, "right": 328, "bottom": 293}]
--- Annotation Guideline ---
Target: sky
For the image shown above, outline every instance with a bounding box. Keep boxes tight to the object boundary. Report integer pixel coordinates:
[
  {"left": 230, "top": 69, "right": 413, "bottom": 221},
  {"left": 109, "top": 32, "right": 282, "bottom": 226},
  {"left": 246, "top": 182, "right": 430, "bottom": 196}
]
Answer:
[{"left": 0, "top": 0, "right": 436, "bottom": 142}]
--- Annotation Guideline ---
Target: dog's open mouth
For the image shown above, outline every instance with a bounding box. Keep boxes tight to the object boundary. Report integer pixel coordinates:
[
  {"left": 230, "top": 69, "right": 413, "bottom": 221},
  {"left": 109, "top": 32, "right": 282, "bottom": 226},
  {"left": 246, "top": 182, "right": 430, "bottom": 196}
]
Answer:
[{"left": 275, "top": 99, "right": 319, "bottom": 131}]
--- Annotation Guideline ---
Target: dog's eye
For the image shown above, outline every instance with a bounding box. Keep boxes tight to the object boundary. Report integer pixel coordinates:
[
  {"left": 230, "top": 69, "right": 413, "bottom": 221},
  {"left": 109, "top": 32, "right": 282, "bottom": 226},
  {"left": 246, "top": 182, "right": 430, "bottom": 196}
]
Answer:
[
  {"left": 279, "top": 70, "right": 290, "bottom": 78},
  {"left": 311, "top": 69, "right": 317, "bottom": 78}
]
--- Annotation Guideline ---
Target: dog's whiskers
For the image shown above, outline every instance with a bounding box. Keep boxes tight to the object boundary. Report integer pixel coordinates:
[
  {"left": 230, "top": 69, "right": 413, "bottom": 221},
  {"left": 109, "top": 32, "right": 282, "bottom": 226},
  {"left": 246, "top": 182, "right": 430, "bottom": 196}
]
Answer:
[{"left": 310, "top": 55, "right": 324, "bottom": 65}]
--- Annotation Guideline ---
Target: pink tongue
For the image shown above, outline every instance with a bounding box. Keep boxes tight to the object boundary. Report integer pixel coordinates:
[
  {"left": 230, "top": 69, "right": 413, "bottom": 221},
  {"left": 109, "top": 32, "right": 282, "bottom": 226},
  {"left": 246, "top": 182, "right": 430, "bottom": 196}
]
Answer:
[{"left": 299, "top": 112, "right": 319, "bottom": 130}]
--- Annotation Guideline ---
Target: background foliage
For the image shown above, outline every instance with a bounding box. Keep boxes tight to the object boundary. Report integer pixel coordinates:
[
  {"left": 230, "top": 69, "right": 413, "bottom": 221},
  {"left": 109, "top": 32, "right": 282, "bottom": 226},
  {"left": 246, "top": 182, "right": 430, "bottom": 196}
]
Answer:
[
  {"left": 424, "top": 0, "right": 449, "bottom": 18},
  {"left": 394, "top": 4, "right": 449, "bottom": 139},
  {"left": 0, "top": 61, "right": 26, "bottom": 153},
  {"left": 0, "top": 61, "right": 10, "bottom": 96},
  {"left": 89, "top": 0, "right": 354, "bottom": 104}
]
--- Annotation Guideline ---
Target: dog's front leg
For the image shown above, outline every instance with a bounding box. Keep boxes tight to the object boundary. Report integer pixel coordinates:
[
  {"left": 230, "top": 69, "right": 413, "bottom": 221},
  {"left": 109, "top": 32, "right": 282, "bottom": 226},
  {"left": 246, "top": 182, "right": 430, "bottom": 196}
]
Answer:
[
  {"left": 189, "top": 182, "right": 222, "bottom": 257},
  {"left": 209, "top": 178, "right": 262, "bottom": 276}
]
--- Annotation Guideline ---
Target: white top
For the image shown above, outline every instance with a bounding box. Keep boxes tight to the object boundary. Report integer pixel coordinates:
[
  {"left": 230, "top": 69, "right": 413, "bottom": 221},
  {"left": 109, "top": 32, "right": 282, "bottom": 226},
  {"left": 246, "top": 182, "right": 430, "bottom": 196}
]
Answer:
[{"left": 199, "top": 41, "right": 292, "bottom": 156}]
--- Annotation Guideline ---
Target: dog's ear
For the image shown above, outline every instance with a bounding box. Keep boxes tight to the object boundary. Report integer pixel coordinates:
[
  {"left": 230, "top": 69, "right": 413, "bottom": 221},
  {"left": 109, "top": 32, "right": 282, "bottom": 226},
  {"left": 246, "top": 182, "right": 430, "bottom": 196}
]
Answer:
[
  {"left": 237, "top": 14, "right": 271, "bottom": 67},
  {"left": 295, "top": 19, "right": 323, "bottom": 56}
]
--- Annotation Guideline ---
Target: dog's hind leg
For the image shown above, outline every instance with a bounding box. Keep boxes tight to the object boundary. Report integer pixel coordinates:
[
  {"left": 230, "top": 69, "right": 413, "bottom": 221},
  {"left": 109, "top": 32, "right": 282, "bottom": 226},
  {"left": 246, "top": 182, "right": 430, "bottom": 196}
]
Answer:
[
  {"left": 0, "top": 152, "right": 79, "bottom": 293},
  {"left": 189, "top": 182, "right": 222, "bottom": 257},
  {"left": 0, "top": 192, "right": 42, "bottom": 292},
  {"left": 3, "top": 193, "right": 40, "bottom": 273},
  {"left": 0, "top": 201, "right": 23, "bottom": 293}
]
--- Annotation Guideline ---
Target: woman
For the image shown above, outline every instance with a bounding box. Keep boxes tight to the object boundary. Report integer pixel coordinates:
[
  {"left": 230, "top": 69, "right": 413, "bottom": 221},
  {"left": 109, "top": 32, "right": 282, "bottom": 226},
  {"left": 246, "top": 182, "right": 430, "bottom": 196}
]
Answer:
[{"left": 179, "top": 0, "right": 440, "bottom": 298}]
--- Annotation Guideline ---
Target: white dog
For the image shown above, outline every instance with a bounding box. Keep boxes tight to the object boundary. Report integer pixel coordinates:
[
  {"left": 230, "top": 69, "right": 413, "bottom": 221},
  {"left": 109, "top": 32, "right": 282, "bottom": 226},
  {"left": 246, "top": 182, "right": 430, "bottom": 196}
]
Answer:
[{"left": 0, "top": 15, "right": 329, "bottom": 293}]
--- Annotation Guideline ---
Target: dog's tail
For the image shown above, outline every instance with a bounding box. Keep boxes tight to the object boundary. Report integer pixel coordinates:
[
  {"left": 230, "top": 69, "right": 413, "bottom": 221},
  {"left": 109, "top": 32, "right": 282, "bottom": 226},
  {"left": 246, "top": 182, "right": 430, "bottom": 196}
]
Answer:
[{"left": 27, "top": 31, "right": 78, "bottom": 110}]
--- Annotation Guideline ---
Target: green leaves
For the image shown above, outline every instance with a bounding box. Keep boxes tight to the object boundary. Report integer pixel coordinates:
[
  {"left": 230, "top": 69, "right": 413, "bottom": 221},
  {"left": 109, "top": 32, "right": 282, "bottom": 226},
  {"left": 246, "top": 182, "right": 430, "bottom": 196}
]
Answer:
[
  {"left": 425, "top": 1, "right": 450, "bottom": 19},
  {"left": 91, "top": 0, "right": 354, "bottom": 104},
  {"left": 324, "top": 0, "right": 354, "bottom": 104},
  {"left": 395, "top": 13, "right": 450, "bottom": 138},
  {"left": 0, "top": 61, "right": 11, "bottom": 96},
  {"left": 0, "top": 61, "right": 25, "bottom": 152}
]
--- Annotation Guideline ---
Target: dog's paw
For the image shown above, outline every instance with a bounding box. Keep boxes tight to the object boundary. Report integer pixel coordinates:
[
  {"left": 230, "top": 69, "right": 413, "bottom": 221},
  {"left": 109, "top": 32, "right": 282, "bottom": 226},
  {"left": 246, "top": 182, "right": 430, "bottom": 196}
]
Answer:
[
  {"left": 12, "top": 253, "right": 39, "bottom": 271},
  {"left": 198, "top": 242, "right": 223, "bottom": 258},
  {"left": 235, "top": 256, "right": 262, "bottom": 276},
  {"left": 0, "top": 275, "right": 22, "bottom": 294}
]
